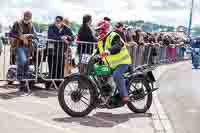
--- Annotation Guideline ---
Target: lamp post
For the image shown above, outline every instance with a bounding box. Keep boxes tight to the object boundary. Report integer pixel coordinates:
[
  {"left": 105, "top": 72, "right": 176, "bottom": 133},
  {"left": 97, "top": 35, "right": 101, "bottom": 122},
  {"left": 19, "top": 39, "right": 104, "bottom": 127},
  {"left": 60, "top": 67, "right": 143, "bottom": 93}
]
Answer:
[{"left": 188, "top": 0, "right": 194, "bottom": 38}]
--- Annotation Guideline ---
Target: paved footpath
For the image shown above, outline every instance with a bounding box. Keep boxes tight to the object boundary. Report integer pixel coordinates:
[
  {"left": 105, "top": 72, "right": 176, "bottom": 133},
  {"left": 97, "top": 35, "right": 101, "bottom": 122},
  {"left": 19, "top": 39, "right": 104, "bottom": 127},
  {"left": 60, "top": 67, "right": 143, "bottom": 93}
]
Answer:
[{"left": 0, "top": 61, "right": 189, "bottom": 133}]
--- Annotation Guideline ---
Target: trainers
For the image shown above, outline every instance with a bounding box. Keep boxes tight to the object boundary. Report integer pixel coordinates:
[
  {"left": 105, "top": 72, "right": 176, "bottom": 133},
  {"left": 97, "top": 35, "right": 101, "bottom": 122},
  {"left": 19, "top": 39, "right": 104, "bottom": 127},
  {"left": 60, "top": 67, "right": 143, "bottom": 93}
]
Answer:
[
  {"left": 18, "top": 83, "right": 29, "bottom": 93},
  {"left": 16, "top": 89, "right": 29, "bottom": 96}
]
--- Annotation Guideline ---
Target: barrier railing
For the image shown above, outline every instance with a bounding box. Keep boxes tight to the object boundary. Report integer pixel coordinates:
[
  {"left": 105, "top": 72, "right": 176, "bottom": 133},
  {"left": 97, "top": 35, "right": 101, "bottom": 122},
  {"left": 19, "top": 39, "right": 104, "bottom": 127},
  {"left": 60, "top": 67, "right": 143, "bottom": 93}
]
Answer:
[{"left": 0, "top": 36, "right": 188, "bottom": 90}]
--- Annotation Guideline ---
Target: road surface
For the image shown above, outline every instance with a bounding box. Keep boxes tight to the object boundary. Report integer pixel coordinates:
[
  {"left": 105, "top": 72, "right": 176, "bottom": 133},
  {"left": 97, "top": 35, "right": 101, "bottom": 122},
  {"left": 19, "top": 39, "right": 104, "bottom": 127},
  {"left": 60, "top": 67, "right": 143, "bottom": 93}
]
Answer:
[
  {"left": 0, "top": 61, "right": 195, "bottom": 133},
  {"left": 158, "top": 61, "right": 200, "bottom": 133}
]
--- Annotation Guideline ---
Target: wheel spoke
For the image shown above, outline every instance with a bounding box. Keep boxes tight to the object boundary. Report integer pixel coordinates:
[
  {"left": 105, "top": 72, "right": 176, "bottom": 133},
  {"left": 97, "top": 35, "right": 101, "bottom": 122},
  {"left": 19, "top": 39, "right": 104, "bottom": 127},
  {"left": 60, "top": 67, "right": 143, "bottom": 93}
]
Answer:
[
  {"left": 80, "top": 99, "right": 89, "bottom": 106},
  {"left": 60, "top": 77, "right": 95, "bottom": 116},
  {"left": 63, "top": 81, "right": 91, "bottom": 112},
  {"left": 82, "top": 95, "right": 89, "bottom": 101},
  {"left": 68, "top": 83, "right": 74, "bottom": 91}
]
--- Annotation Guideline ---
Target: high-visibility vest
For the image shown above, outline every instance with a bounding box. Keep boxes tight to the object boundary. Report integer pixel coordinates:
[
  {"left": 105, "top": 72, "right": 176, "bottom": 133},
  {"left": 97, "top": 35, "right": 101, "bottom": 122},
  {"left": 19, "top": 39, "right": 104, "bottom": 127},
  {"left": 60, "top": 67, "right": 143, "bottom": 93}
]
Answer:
[{"left": 97, "top": 32, "right": 132, "bottom": 69}]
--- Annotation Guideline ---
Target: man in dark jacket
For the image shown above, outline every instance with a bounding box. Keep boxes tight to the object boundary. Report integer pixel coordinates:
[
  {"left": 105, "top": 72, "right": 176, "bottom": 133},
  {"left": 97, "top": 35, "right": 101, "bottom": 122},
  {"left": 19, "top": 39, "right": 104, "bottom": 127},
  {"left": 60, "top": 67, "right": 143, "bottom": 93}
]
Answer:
[
  {"left": 10, "top": 11, "right": 36, "bottom": 92},
  {"left": 47, "top": 16, "right": 74, "bottom": 82},
  {"left": 114, "top": 22, "right": 126, "bottom": 41}
]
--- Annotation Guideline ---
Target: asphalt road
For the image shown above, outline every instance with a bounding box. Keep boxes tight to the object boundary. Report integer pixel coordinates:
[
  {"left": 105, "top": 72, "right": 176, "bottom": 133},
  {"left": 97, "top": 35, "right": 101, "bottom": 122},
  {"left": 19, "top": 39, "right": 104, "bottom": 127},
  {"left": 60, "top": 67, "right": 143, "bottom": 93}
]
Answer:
[
  {"left": 0, "top": 60, "right": 195, "bottom": 133},
  {"left": 0, "top": 82, "right": 155, "bottom": 133},
  {"left": 158, "top": 61, "right": 200, "bottom": 133}
]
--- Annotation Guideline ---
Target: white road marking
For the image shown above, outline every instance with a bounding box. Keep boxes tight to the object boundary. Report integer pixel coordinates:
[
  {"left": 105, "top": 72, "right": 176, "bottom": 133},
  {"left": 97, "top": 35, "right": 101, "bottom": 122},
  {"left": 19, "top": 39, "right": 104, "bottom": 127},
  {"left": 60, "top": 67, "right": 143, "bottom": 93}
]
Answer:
[{"left": 0, "top": 106, "right": 76, "bottom": 133}]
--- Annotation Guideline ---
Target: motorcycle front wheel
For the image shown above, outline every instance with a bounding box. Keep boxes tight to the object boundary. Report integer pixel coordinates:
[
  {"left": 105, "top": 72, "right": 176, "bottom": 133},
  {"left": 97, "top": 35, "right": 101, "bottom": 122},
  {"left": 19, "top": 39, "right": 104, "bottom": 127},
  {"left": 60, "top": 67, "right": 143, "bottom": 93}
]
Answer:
[{"left": 58, "top": 75, "right": 97, "bottom": 117}]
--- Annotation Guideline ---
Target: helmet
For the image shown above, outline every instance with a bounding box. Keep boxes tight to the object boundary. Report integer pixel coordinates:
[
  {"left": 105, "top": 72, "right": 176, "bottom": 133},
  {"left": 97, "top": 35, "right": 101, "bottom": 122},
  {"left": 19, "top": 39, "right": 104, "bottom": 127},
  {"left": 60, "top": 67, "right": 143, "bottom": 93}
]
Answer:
[
  {"left": 96, "top": 20, "right": 110, "bottom": 40},
  {"left": 96, "top": 20, "right": 110, "bottom": 32}
]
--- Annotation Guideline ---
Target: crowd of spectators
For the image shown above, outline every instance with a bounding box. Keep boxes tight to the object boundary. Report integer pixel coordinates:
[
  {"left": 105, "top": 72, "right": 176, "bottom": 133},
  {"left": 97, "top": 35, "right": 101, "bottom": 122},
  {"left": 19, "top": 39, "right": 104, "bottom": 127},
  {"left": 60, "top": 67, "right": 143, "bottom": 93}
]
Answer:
[{"left": 0, "top": 11, "right": 188, "bottom": 92}]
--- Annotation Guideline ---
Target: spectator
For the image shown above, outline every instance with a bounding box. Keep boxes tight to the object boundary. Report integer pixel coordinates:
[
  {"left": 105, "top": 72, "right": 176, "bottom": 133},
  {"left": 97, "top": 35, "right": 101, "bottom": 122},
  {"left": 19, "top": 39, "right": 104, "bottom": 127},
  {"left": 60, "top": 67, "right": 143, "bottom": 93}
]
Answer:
[
  {"left": 9, "top": 11, "right": 36, "bottom": 93},
  {"left": 0, "top": 25, "right": 4, "bottom": 55},
  {"left": 0, "top": 39, "right": 2, "bottom": 56},
  {"left": 158, "top": 33, "right": 167, "bottom": 63},
  {"left": 134, "top": 29, "right": 145, "bottom": 45},
  {"left": 47, "top": 16, "right": 74, "bottom": 85},
  {"left": 114, "top": 22, "right": 126, "bottom": 41},
  {"left": 133, "top": 29, "right": 146, "bottom": 66},
  {"left": 163, "top": 34, "right": 176, "bottom": 63},
  {"left": 126, "top": 28, "right": 137, "bottom": 67},
  {"left": 0, "top": 34, "right": 3, "bottom": 56},
  {"left": 126, "top": 27, "right": 136, "bottom": 43},
  {"left": 63, "top": 17, "right": 74, "bottom": 76},
  {"left": 77, "top": 14, "right": 97, "bottom": 74}
]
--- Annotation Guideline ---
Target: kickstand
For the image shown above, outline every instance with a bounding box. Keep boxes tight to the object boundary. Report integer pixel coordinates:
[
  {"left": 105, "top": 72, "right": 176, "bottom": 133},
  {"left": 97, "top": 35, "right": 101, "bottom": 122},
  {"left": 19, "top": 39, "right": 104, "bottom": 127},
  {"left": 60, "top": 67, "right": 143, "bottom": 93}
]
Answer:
[
  {"left": 52, "top": 81, "right": 59, "bottom": 90},
  {"left": 52, "top": 80, "right": 64, "bottom": 90}
]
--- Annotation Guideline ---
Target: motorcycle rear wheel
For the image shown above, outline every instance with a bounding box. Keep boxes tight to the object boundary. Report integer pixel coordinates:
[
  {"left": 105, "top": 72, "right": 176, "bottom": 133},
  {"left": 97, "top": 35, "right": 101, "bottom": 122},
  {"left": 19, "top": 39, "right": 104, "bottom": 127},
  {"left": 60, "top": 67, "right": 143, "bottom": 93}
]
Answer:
[{"left": 127, "top": 78, "right": 152, "bottom": 113}]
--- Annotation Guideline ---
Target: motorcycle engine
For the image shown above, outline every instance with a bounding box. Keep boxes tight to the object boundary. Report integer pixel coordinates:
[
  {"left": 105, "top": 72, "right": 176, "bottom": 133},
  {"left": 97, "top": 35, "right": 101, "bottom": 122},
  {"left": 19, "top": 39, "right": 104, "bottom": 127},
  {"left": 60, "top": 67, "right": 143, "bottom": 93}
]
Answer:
[{"left": 97, "top": 76, "right": 113, "bottom": 96}]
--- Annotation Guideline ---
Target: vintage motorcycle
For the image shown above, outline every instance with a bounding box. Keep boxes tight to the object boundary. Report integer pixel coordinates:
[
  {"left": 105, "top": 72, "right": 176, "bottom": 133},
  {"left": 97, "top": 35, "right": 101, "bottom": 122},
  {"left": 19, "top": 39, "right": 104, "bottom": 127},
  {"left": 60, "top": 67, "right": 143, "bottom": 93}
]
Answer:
[{"left": 58, "top": 54, "right": 158, "bottom": 117}]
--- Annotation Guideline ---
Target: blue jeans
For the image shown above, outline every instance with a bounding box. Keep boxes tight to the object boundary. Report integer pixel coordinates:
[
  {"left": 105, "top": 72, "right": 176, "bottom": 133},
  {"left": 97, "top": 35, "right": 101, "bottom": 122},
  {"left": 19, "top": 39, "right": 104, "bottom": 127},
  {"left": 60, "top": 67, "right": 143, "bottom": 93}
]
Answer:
[
  {"left": 16, "top": 47, "right": 29, "bottom": 80},
  {"left": 112, "top": 64, "right": 129, "bottom": 97}
]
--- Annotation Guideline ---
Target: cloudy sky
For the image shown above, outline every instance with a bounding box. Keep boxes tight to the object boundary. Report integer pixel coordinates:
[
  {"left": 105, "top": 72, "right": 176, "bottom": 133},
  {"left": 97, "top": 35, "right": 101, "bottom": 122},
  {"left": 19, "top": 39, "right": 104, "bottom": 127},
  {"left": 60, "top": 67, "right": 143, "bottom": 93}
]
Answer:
[{"left": 0, "top": 0, "right": 199, "bottom": 27}]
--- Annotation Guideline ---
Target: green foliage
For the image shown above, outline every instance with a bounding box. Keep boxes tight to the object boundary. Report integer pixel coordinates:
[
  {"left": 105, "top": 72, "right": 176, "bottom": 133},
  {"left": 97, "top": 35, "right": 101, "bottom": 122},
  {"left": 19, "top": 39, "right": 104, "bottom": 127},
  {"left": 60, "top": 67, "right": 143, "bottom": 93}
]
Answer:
[
  {"left": 115, "top": 20, "right": 177, "bottom": 32},
  {"left": 32, "top": 21, "right": 48, "bottom": 33},
  {"left": 192, "top": 26, "right": 200, "bottom": 36},
  {"left": 32, "top": 20, "right": 200, "bottom": 36},
  {"left": 68, "top": 21, "right": 80, "bottom": 33}
]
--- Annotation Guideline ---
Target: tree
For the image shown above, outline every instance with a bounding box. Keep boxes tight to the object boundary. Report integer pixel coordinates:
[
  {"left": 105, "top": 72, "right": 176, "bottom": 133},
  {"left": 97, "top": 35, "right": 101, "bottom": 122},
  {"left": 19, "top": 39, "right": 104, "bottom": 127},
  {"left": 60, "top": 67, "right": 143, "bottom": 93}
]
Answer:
[
  {"left": 192, "top": 27, "right": 200, "bottom": 36},
  {"left": 32, "top": 21, "right": 48, "bottom": 33},
  {"left": 166, "top": 26, "right": 175, "bottom": 32},
  {"left": 69, "top": 21, "right": 80, "bottom": 33}
]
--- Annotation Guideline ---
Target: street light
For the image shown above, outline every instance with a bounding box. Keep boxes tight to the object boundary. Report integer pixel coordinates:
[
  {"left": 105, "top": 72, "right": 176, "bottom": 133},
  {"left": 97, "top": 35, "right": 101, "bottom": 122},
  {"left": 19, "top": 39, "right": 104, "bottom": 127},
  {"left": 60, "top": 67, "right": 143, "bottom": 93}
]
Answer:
[{"left": 188, "top": 0, "right": 194, "bottom": 38}]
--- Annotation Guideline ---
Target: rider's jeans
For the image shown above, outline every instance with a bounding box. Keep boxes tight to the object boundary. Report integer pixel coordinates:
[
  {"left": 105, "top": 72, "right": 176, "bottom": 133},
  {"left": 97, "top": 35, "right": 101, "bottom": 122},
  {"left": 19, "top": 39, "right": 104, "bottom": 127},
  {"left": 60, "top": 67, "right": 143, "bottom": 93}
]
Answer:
[
  {"left": 112, "top": 64, "right": 129, "bottom": 97},
  {"left": 16, "top": 47, "right": 29, "bottom": 80}
]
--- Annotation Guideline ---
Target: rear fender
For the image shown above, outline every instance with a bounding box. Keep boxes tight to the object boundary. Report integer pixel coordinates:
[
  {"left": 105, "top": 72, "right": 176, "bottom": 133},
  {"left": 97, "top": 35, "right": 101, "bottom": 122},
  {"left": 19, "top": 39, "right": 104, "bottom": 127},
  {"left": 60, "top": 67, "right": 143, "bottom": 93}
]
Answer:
[{"left": 131, "top": 71, "right": 156, "bottom": 83}]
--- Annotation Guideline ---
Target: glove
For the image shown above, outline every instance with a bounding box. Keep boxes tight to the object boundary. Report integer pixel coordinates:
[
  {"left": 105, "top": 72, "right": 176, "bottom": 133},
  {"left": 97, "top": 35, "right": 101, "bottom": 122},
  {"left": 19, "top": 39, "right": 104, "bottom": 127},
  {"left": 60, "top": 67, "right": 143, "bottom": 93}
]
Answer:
[{"left": 100, "top": 50, "right": 110, "bottom": 58}]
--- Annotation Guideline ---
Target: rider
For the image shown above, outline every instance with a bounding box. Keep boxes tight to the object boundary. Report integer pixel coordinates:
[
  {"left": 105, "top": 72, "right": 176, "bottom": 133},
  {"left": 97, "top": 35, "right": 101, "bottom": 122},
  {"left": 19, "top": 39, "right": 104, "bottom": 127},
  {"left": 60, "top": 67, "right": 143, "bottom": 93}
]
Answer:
[{"left": 95, "top": 20, "right": 132, "bottom": 104}]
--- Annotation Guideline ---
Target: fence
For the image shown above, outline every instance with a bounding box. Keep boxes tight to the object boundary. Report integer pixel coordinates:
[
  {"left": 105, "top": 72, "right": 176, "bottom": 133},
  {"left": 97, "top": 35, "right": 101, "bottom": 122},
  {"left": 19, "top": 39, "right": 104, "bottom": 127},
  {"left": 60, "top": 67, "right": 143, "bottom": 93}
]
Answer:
[{"left": 0, "top": 36, "right": 188, "bottom": 90}]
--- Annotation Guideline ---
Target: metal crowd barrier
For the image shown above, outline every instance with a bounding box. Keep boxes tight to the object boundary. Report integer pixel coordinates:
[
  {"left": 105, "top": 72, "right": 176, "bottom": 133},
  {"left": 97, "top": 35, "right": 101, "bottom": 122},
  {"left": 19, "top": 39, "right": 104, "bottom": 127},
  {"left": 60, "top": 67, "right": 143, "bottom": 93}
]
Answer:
[{"left": 0, "top": 36, "right": 188, "bottom": 90}]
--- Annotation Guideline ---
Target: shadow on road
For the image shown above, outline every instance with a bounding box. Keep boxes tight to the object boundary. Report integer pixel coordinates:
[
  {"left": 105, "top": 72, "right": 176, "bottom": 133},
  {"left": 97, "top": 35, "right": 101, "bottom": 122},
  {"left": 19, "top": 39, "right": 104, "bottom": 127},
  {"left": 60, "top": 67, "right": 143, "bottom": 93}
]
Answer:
[
  {"left": 53, "top": 112, "right": 152, "bottom": 128},
  {"left": 0, "top": 84, "right": 58, "bottom": 100},
  {"left": 33, "top": 89, "right": 57, "bottom": 98}
]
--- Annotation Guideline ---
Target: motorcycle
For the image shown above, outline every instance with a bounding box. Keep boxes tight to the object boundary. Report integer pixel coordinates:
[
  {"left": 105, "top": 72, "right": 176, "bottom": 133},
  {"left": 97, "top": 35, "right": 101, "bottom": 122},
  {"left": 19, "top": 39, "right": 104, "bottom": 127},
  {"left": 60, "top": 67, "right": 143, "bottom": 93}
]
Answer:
[{"left": 58, "top": 54, "right": 158, "bottom": 117}]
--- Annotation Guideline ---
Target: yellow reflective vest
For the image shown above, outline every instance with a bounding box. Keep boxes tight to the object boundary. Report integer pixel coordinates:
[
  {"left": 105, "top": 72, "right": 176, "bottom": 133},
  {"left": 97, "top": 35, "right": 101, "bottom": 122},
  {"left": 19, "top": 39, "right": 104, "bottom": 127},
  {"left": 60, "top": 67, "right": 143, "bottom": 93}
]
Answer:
[{"left": 97, "top": 32, "right": 132, "bottom": 69}]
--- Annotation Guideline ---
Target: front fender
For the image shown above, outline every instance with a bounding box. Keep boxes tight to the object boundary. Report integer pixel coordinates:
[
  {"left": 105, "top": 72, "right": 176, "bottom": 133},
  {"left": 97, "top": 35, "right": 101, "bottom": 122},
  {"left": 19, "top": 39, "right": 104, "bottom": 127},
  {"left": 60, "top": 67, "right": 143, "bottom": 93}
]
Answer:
[{"left": 64, "top": 73, "right": 98, "bottom": 92}]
